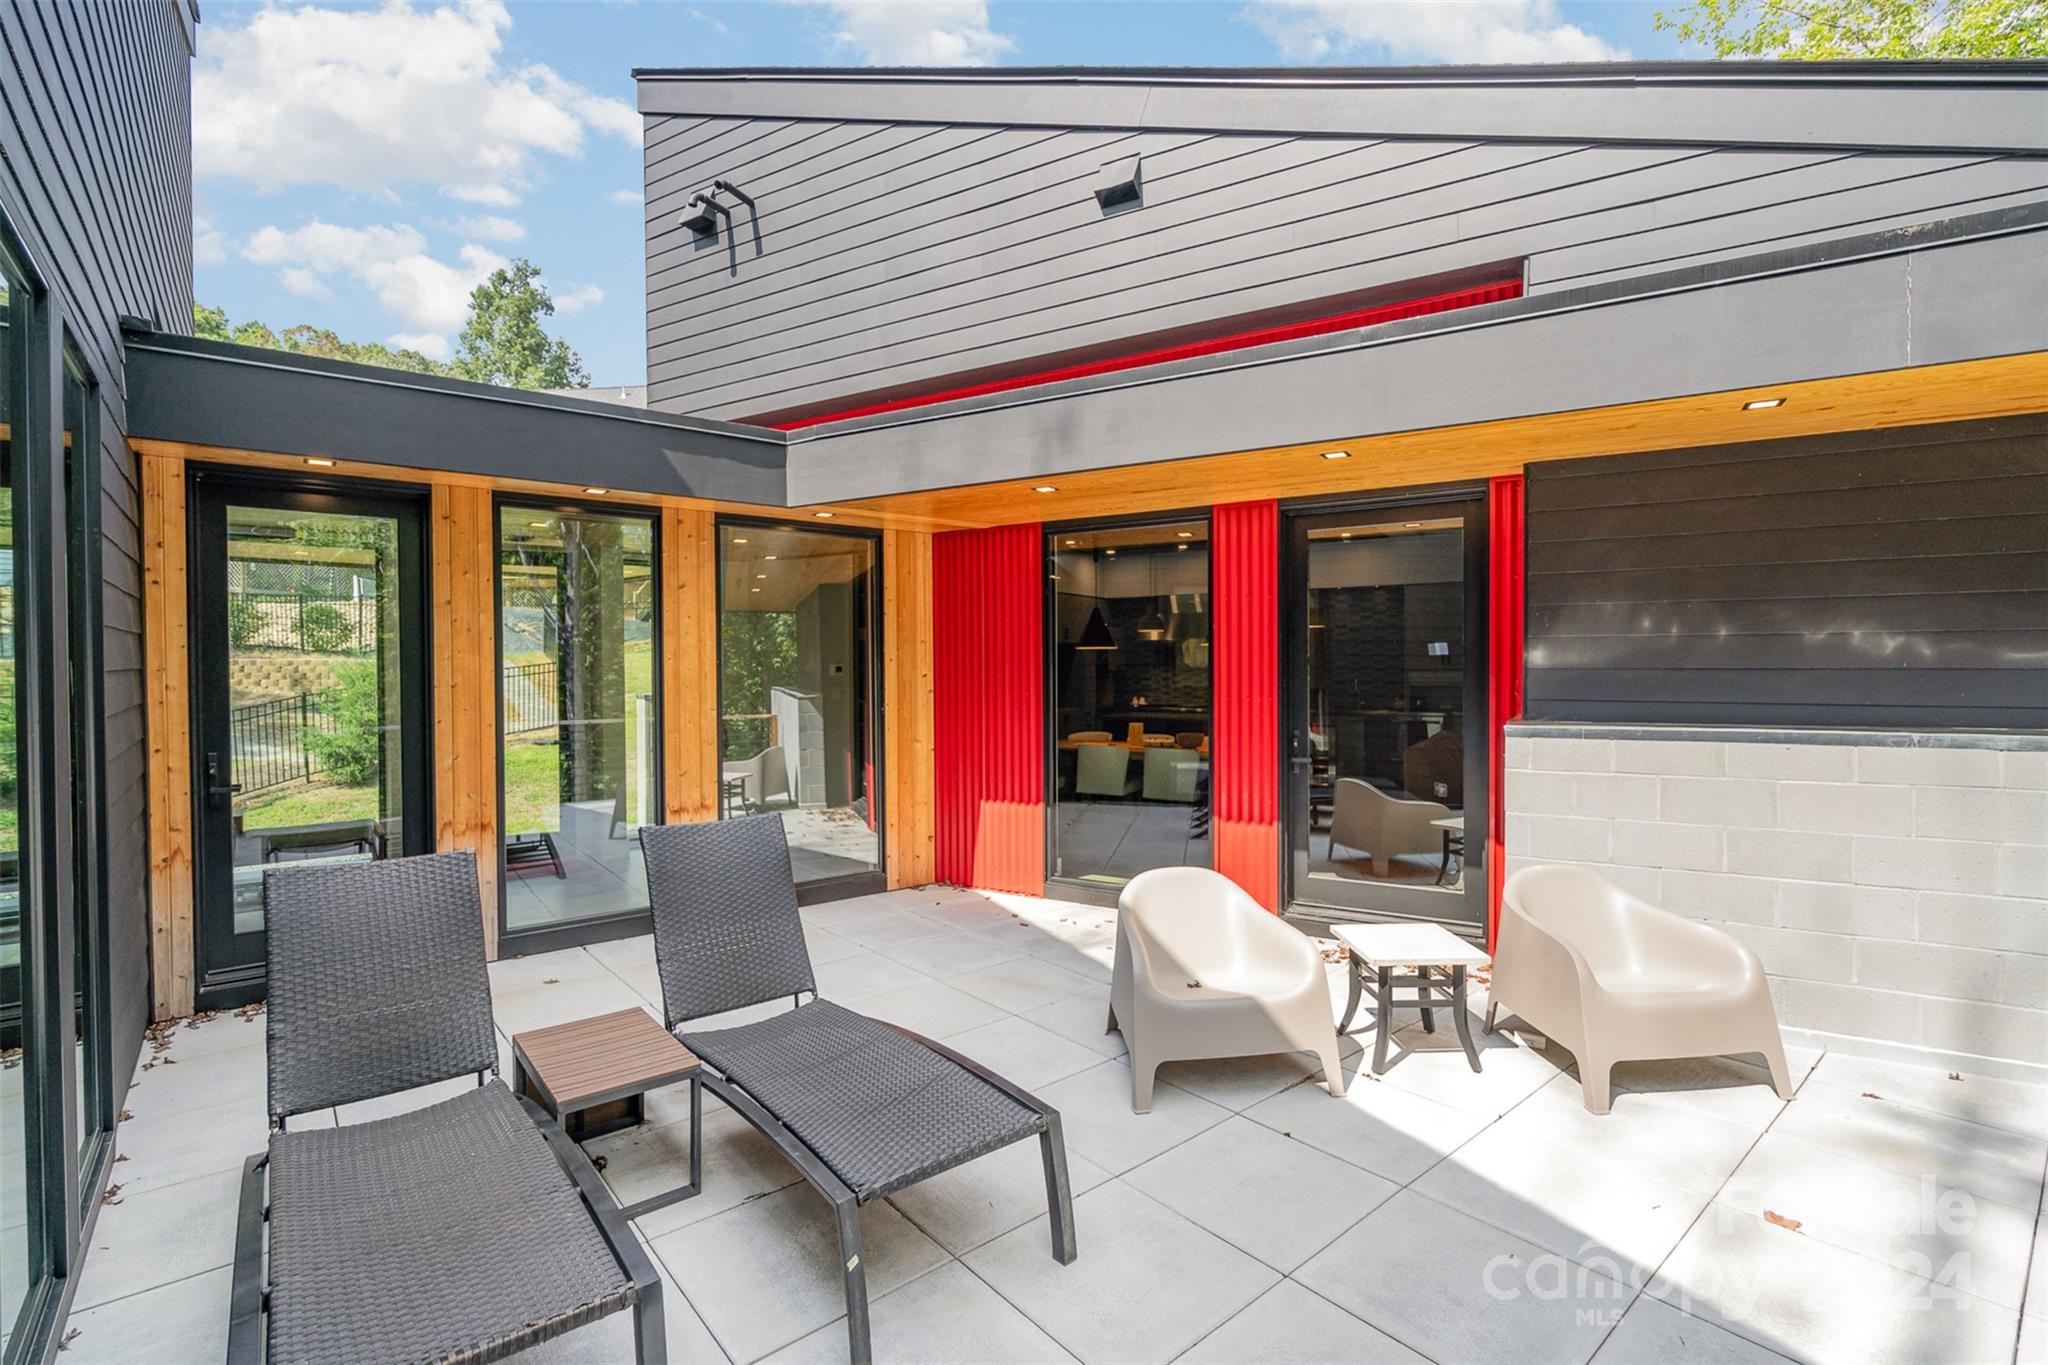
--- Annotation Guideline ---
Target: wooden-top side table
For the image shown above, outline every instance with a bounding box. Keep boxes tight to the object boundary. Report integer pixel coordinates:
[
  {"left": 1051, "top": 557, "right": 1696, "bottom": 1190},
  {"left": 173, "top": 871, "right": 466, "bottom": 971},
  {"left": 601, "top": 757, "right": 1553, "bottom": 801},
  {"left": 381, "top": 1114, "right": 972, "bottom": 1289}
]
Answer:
[
  {"left": 1332, "top": 922, "right": 1492, "bottom": 1077},
  {"left": 512, "top": 1006, "right": 702, "bottom": 1220}
]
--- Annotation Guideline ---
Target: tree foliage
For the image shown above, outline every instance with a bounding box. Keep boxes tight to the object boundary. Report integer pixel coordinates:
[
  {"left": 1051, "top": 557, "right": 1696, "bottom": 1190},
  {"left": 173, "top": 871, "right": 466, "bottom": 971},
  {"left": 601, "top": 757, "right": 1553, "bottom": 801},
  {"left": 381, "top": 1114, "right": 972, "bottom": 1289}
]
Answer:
[
  {"left": 191, "top": 254, "right": 592, "bottom": 391},
  {"left": 454, "top": 260, "right": 591, "bottom": 390},
  {"left": 1654, "top": 0, "right": 2048, "bottom": 58}
]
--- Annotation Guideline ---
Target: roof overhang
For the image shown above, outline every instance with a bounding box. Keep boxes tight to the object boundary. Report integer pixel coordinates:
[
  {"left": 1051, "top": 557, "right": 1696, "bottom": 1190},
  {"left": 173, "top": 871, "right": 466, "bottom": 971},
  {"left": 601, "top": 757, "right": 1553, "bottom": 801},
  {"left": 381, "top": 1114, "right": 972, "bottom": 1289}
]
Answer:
[{"left": 635, "top": 62, "right": 2048, "bottom": 156}]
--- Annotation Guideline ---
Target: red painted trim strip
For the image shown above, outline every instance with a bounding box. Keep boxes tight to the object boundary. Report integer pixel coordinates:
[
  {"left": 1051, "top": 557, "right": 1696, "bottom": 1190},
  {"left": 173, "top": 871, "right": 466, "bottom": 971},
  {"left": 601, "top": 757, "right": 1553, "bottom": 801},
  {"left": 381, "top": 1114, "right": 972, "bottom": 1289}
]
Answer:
[
  {"left": 1212, "top": 501, "right": 1281, "bottom": 911},
  {"left": 932, "top": 523, "right": 1045, "bottom": 895},
  {"left": 1486, "top": 475, "right": 1527, "bottom": 950},
  {"left": 771, "top": 278, "right": 1524, "bottom": 431}
]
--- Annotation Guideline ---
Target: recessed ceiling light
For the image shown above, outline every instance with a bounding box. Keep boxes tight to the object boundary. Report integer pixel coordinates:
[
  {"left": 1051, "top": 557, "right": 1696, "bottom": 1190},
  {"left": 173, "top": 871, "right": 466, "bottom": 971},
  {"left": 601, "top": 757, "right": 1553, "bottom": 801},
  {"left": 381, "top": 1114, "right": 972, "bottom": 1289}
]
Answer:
[
  {"left": 732, "top": 537, "right": 749, "bottom": 545},
  {"left": 304, "top": 457, "right": 335, "bottom": 467},
  {"left": 813, "top": 511, "right": 835, "bottom": 519},
  {"left": 1320, "top": 450, "right": 1350, "bottom": 461},
  {"left": 763, "top": 555, "right": 777, "bottom": 561},
  {"left": 1340, "top": 532, "right": 1353, "bottom": 540},
  {"left": 1033, "top": 485, "right": 1058, "bottom": 494},
  {"left": 584, "top": 487, "right": 608, "bottom": 495},
  {"left": 528, "top": 521, "right": 548, "bottom": 529},
  {"left": 1742, "top": 397, "right": 1786, "bottom": 410},
  {"left": 1064, "top": 540, "right": 1078, "bottom": 546},
  {"left": 751, "top": 587, "right": 761, "bottom": 593},
  {"left": 1404, "top": 522, "right": 1421, "bottom": 528},
  {"left": 1176, "top": 543, "right": 1189, "bottom": 551},
  {"left": 1104, "top": 548, "right": 1117, "bottom": 556},
  {"left": 756, "top": 573, "right": 767, "bottom": 579},
  {"left": 1176, "top": 531, "right": 1193, "bottom": 539}
]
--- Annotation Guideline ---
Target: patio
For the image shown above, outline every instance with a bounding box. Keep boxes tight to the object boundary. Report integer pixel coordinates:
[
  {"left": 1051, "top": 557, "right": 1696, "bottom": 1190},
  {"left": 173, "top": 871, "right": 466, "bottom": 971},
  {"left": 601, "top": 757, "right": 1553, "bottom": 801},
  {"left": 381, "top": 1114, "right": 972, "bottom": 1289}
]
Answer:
[{"left": 66, "top": 885, "right": 2047, "bottom": 1365}]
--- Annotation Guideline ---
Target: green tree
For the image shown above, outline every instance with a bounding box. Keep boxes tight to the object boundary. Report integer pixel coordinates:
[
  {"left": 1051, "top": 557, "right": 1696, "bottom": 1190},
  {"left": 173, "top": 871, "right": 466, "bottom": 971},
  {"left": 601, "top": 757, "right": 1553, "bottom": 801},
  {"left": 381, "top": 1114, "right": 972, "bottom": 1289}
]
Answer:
[
  {"left": 302, "top": 661, "right": 384, "bottom": 785},
  {"left": 1655, "top": 0, "right": 2048, "bottom": 58},
  {"left": 192, "top": 300, "right": 231, "bottom": 340},
  {"left": 453, "top": 260, "right": 590, "bottom": 391}
]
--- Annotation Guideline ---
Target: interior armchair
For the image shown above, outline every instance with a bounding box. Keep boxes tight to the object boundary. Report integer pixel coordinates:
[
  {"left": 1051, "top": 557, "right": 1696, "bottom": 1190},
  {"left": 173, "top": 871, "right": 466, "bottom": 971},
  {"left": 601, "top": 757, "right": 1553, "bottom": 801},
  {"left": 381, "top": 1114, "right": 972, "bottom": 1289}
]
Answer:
[{"left": 1328, "top": 777, "right": 1453, "bottom": 878}]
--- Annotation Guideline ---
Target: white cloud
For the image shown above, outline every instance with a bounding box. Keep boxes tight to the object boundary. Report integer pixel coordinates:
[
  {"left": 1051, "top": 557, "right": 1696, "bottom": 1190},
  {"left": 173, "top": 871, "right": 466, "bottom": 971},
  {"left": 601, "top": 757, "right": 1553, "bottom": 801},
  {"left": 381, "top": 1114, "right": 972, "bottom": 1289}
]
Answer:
[
  {"left": 193, "top": 199, "right": 228, "bottom": 266},
  {"left": 277, "top": 267, "right": 331, "bottom": 298},
  {"left": 1241, "top": 0, "right": 1627, "bottom": 64},
  {"left": 608, "top": 189, "right": 645, "bottom": 206},
  {"left": 456, "top": 214, "right": 527, "bottom": 241},
  {"left": 194, "top": 0, "right": 641, "bottom": 207},
  {"left": 242, "top": 221, "right": 506, "bottom": 344},
  {"left": 552, "top": 283, "right": 604, "bottom": 314},
  {"left": 387, "top": 331, "right": 453, "bottom": 361},
  {"left": 686, "top": 7, "right": 730, "bottom": 35},
  {"left": 788, "top": 1, "right": 1014, "bottom": 65}
]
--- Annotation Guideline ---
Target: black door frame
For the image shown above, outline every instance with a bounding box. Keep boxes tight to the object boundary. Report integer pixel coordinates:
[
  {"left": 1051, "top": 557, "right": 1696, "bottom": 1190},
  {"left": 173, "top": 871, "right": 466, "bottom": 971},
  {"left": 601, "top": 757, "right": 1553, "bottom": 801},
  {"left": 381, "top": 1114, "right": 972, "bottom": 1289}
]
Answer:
[
  {"left": 1279, "top": 485, "right": 1490, "bottom": 932},
  {"left": 187, "top": 469, "right": 434, "bottom": 1008},
  {"left": 1039, "top": 506, "right": 1216, "bottom": 906},
  {"left": 492, "top": 493, "right": 668, "bottom": 954},
  {"left": 713, "top": 514, "right": 888, "bottom": 907}
]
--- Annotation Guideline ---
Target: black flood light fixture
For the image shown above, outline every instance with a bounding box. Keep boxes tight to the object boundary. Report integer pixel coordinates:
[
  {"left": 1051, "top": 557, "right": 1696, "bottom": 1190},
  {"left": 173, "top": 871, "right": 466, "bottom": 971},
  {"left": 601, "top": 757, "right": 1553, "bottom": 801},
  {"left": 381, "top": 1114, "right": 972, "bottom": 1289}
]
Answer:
[
  {"left": 1092, "top": 155, "right": 1143, "bottom": 215},
  {"left": 681, "top": 187, "right": 731, "bottom": 240}
]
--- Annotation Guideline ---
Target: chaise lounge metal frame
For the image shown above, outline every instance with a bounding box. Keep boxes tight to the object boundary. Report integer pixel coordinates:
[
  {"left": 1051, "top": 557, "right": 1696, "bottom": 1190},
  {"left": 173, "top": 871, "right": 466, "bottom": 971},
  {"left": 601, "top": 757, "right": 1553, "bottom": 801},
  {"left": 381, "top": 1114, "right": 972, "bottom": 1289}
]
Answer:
[
  {"left": 228, "top": 850, "right": 665, "bottom": 1365},
  {"left": 639, "top": 816, "right": 1077, "bottom": 1365}
]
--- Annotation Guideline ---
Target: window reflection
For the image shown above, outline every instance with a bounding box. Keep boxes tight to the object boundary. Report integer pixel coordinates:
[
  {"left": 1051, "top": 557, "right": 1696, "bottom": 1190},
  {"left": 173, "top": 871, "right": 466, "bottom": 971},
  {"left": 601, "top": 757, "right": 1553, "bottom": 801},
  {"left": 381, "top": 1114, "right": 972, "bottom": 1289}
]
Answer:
[
  {"left": 717, "top": 524, "right": 879, "bottom": 885},
  {"left": 499, "top": 506, "right": 659, "bottom": 930},
  {"left": 1305, "top": 519, "right": 1467, "bottom": 890},
  {"left": 1050, "top": 521, "right": 1212, "bottom": 887}
]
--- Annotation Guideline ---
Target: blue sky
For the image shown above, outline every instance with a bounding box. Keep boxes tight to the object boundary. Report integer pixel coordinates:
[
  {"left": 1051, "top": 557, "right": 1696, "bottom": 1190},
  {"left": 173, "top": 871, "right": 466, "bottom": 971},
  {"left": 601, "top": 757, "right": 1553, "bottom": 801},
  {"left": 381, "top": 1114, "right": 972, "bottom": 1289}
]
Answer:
[{"left": 193, "top": 1, "right": 1685, "bottom": 385}]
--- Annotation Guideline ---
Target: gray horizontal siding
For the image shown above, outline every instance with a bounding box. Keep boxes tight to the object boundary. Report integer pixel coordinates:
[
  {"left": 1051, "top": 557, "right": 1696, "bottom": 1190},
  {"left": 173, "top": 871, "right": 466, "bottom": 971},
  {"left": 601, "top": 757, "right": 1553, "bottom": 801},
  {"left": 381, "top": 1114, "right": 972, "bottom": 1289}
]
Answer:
[
  {"left": 1524, "top": 415, "right": 2048, "bottom": 730},
  {"left": 0, "top": 0, "right": 193, "bottom": 1106},
  {"left": 642, "top": 112, "right": 2048, "bottom": 422}
]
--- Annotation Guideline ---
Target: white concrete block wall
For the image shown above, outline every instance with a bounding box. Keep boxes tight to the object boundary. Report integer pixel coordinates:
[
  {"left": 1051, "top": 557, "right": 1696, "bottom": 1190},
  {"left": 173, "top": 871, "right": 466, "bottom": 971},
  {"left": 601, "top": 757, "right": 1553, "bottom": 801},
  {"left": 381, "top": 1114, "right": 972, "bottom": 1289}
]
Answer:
[{"left": 1504, "top": 725, "right": 2048, "bottom": 1079}]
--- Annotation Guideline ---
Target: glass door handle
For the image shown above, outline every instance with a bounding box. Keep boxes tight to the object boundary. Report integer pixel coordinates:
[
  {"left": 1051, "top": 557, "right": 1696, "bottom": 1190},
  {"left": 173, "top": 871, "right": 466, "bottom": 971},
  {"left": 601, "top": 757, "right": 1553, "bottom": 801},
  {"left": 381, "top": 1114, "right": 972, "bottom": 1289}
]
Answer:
[{"left": 204, "top": 753, "right": 242, "bottom": 808}]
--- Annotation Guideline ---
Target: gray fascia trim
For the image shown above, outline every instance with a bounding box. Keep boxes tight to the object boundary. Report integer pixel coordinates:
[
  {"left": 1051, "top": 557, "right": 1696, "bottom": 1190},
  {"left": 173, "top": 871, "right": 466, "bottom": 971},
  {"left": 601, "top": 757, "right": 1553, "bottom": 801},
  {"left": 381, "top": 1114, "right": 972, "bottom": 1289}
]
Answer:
[
  {"left": 786, "top": 203, "right": 2048, "bottom": 445},
  {"left": 633, "top": 63, "right": 2048, "bottom": 155},
  {"left": 1507, "top": 721, "right": 2048, "bottom": 752},
  {"left": 123, "top": 334, "right": 785, "bottom": 446}
]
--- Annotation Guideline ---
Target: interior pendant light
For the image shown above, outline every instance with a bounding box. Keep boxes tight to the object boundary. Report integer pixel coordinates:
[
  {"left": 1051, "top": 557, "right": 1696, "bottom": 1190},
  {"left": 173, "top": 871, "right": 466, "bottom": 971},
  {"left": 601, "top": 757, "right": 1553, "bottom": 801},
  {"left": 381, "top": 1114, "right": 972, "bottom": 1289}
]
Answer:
[
  {"left": 1136, "top": 547, "right": 1168, "bottom": 641},
  {"left": 1077, "top": 604, "right": 1117, "bottom": 651}
]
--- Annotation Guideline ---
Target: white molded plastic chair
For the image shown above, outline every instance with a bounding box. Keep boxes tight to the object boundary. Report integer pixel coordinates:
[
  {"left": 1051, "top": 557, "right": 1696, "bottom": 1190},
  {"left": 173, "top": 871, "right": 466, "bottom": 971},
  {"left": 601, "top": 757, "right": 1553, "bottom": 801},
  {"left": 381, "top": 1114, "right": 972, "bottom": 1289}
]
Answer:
[
  {"left": 1076, "top": 744, "right": 1140, "bottom": 798},
  {"left": 721, "top": 747, "right": 791, "bottom": 812},
  {"left": 1110, "top": 867, "right": 1346, "bottom": 1112},
  {"left": 1491, "top": 864, "right": 1796, "bottom": 1114},
  {"left": 1329, "top": 777, "right": 1452, "bottom": 878}
]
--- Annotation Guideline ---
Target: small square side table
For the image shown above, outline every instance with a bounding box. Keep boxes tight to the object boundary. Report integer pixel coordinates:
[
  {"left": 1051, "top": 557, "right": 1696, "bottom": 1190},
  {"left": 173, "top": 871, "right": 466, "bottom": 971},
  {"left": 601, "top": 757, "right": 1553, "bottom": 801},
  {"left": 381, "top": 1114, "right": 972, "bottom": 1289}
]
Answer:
[
  {"left": 512, "top": 1006, "right": 702, "bottom": 1220},
  {"left": 1333, "top": 922, "right": 1492, "bottom": 1077}
]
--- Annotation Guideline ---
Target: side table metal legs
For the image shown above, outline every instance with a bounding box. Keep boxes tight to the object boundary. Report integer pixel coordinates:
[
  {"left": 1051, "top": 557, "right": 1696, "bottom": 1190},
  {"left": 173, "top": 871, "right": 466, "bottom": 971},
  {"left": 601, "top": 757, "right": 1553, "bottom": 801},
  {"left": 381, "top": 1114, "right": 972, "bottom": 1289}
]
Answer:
[
  {"left": 1337, "top": 959, "right": 1483, "bottom": 1075},
  {"left": 617, "top": 1074, "right": 703, "bottom": 1220}
]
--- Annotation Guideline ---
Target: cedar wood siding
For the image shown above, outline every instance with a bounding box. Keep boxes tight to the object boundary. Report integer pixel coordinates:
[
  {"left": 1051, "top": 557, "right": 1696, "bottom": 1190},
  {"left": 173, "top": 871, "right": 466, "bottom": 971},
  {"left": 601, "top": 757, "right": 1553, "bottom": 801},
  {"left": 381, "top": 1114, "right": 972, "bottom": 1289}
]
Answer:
[
  {"left": 1524, "top": 414, "right": 2048, "bottom": 729},
  {"left": 637, "top": 112, "right": 2048, "bottom": 422},
  {"left": 0, "top": 0, "right": 196, "bottom": 1104}
]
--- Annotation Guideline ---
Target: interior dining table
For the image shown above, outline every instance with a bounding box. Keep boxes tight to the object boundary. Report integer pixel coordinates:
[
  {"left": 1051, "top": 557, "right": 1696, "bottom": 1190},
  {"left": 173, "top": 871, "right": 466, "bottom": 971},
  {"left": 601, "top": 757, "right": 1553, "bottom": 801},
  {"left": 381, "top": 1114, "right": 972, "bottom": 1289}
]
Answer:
[{"left": 1058, "top": 736, "right": 1211, "bottom": 758}]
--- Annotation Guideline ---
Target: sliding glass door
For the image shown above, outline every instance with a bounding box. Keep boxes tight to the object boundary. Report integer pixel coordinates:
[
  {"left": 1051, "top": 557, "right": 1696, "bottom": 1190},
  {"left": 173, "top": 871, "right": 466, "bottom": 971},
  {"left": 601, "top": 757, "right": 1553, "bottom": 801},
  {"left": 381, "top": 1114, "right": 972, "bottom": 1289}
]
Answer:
[
  {"left": 497, "top": 502, "right": 662, "bottom": 939},
  {"left": 1047, "top": 518, "right": 1212, "bottom": 892},
  {"left": 1285, "top": 498, "right": 1488, "bottom": 926},
  {"left": 189, "top": 479, "right": 432, "bottom": 1004},
  {"left": 716, "top": 520, "right": 882, "bottom": 895}
]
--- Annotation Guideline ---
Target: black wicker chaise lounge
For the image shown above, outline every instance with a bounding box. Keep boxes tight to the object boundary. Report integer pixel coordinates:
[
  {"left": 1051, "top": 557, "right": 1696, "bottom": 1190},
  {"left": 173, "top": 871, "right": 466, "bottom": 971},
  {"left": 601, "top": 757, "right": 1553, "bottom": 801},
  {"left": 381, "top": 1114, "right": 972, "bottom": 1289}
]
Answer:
[
  {"left": 638, "top": 816, "right": 1078, "bottom": 1365},
  {"left": 229, "top": 851, "right": 665, "bottom": 1365}
]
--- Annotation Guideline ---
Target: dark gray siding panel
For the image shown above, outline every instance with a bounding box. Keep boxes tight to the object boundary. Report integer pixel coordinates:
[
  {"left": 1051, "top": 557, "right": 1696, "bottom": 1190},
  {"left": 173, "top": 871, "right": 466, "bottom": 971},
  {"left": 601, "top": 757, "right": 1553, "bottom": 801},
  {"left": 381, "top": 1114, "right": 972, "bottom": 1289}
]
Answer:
[
  {"left": 0, "top": 0, "right": 194, "bottom": 1108},
  {"left": 1524, "top": 416, "right": 2048, "bottom": 730},
  {"left": 641, "top": 109, "right": 2048, "bottom": 422}
]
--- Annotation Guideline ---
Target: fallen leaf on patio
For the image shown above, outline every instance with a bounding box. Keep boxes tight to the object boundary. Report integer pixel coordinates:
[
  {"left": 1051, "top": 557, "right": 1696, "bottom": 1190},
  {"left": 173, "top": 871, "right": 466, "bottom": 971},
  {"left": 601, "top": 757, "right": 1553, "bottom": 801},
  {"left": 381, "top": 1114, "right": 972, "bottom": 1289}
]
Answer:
[
  {"left": 57, "top": 1329, "right": 78, "bottom": 1352},
  {"left": 592, "top": 1155, "right": 608, "bottom": 1171},
  {"left": 1947, "top": 1072, "right": 1963, "bottom": 1081},
  {"left": 101, "top": 1184, "right": 123, "bottom": 1207},
  {"left": 114, "top": 1153, "right": 128, "bottom": 1162},
  {"left": 1763, "top": 1210, "right": 1801, "bottom": 1233},
  {"left": 542, "top": 978, "right": 560, "bottom": 985},
  {"left": 119, "top": 1110, "right": 133, "bottom": 1123},
  {"left": 234, "top": 1002, "right": 266, "bottom": 1021},
  {"left": 1861, "top": 1091, "right": 1882, "bottom": 1100},
  {"left": 1184, "top": 980, "right": 1201, "bottom": 989}
]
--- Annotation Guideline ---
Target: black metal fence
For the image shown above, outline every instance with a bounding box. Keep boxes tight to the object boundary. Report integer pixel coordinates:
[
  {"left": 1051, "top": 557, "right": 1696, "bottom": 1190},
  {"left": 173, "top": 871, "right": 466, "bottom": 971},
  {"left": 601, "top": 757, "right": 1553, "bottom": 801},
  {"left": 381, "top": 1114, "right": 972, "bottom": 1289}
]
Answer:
[
  {"left": 230, "top": 693, "right": 345, "bottom": 794},
  {"left": 227, "top": 592, "right": 379, "bottom": 653},
  {"left": 503, "top": 661, "right": 558, "bottom": 735}
]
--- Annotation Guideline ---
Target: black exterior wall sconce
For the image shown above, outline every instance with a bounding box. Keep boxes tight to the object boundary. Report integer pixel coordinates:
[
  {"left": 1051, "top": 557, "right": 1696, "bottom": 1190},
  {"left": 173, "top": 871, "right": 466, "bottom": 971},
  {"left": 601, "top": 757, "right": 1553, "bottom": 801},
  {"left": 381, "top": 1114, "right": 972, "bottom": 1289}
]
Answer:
[{"left": 681, "top": 180, "right": 757, "bottom": 242}]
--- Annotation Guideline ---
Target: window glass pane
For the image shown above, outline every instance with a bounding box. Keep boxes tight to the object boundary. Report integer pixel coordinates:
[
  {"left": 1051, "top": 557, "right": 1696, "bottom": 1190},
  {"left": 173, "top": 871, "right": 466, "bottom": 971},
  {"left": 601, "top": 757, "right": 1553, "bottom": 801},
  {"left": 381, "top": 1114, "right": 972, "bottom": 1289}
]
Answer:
[
  {"left": 0, "top": 269, "right": 41, "bottom": 1343},
  {"left": 500, "top": 506, "right": 658, "bottom": 930},
  {"left": 63, "top": 356, "right": 105, "bottom": 1165},
  {"left": 226, "top": 507, "right": 410, "bottom": 942},
  {"left": 1050, "top": 522, "right": 1211, "bottom": 887},
  {"left": 1304, "top": 518, "right": 1468, "bottom": 894},
  {"left": 717, "top": 525, "right": 879, "bottom": 884}
]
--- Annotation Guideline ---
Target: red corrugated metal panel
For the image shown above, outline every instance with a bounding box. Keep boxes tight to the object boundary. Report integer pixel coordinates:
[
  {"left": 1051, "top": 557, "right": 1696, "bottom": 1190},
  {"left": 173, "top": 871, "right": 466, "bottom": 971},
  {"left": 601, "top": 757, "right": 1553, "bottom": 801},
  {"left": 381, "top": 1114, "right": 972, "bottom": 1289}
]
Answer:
[
  {"left": 1487, "top": 475, "right": 1528, "bottom": 949},
  {"left": 933, "top": 523, "right": 1045, "bottom": 895},
  {"left": 1212, "top": 501, "right": 1280, "bottom": 910}
]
